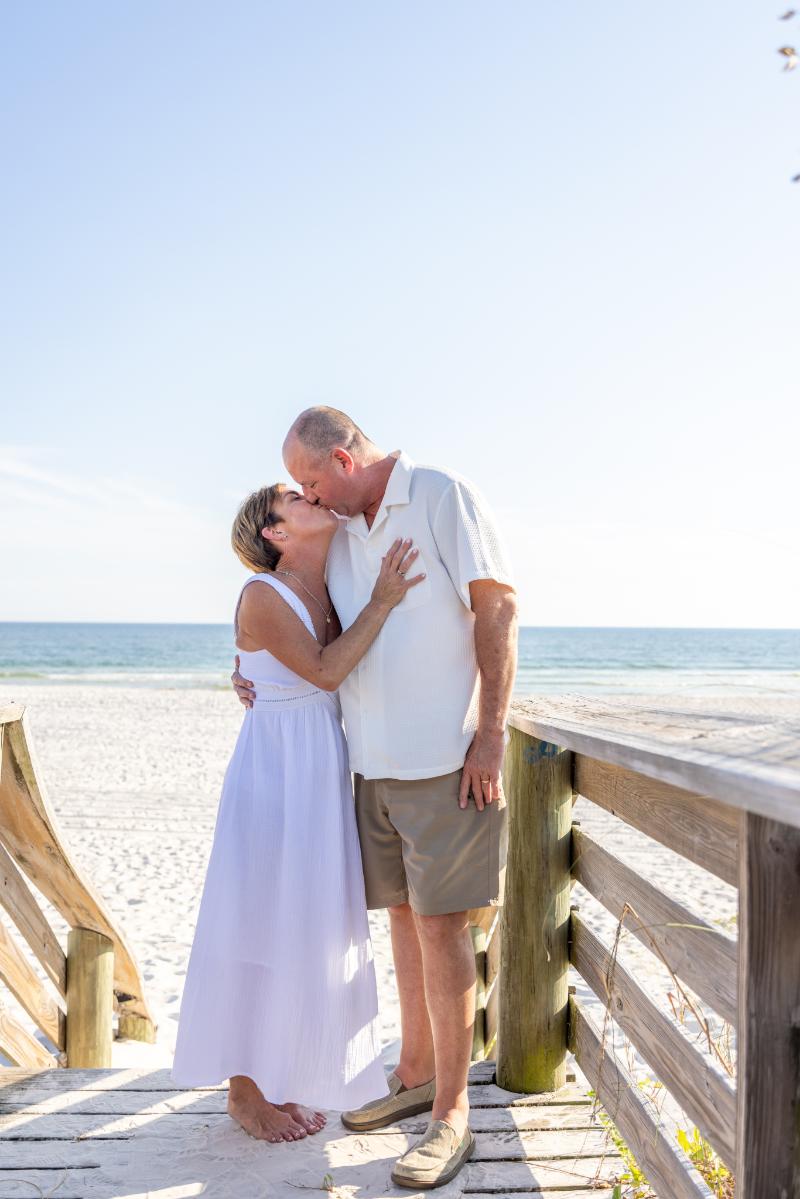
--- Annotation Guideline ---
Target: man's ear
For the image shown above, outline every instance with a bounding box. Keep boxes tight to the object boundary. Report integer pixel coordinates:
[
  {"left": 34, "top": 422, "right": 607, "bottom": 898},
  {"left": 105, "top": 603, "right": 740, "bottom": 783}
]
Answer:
[{"left": 332, "top": 447, "right": 355, "bottom": 474}]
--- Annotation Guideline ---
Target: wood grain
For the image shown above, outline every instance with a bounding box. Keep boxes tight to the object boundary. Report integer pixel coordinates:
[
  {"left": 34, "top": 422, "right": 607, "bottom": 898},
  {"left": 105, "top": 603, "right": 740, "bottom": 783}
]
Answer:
[
  {"left": 0, "top": 712, "right": 155, "bottom": 1037},
  {"left": 571, "top": 913, "right": 736, "bottom": 1167},
  {"left": 496, "top": 729, "right": 572, "bottom": 1093},
  {"left": 65, "top": 928, "right": 114, "bottom": 1068},
  {"left": 0, "top": 840, "right": 66, "bottom": 996},
  {"left": 735, "top": 812, "right": 800, "bottom": 1199},
  {"left": 510, "top": 695, "right": 800, "bottom": 827},
  {"left": 0, "top": 1005, "right": 57, "bottom": 1069},
  {"left": 575, "top": 755, "right": 740, "bottom": 886},
  {"left": 569, "top": 995, "right": 714, "bottom": 1199},
  {"left": 0, "top": 914, "right": 64, "bottom": 1049},
  {"left": 572, "top": 826, "right": 738, "bottom": 1025}
]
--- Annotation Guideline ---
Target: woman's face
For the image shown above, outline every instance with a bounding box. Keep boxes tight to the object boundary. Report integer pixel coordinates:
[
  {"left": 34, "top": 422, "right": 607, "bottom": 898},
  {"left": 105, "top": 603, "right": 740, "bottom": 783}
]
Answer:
[{"left": 269, "top": 488, "right": 338, "bottom": 542}]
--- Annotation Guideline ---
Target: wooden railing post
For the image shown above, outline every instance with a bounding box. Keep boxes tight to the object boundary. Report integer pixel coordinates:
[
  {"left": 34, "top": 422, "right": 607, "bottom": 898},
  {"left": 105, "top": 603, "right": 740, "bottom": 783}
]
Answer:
[
  {"left": 735, "top": 813, "right": 800, "bottom": 1198},
  {"left": 470, "top": 923, "right": 487, "bottom": 1062},
  {"left": 496, "top": 727, "right": 573, "bottom": 1093},
  {"left": 66, "top": 927, "right": 114, "bottom": 1067}
]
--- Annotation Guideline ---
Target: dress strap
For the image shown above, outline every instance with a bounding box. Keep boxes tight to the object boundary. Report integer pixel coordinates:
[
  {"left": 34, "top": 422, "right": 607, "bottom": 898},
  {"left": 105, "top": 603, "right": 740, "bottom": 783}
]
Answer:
[{"left": 234, "top": 573, "right": 316, "bottom": 641}]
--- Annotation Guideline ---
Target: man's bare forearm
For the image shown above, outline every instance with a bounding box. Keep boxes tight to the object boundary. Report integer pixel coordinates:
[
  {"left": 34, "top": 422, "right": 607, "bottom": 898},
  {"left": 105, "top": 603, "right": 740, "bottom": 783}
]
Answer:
[
  {"left": 459, "top": 580, "right": 518, "bottom": 808},
  {"left": 473, "top": 584, "right": 518, "bottom": 737}
]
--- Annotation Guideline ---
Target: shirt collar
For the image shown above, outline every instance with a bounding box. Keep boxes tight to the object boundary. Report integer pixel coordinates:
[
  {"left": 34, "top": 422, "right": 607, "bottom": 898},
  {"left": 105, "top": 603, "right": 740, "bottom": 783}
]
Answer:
[{"left": 346, "top": 450, "right": 414, "bottom": 538}]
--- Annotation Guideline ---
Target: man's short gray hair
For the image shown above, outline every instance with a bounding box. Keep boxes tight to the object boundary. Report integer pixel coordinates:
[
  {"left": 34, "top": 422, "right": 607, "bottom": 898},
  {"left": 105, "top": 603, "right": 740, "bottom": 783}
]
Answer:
[{"left": 288, "top": 406, "right": 371, "bottom": 462}]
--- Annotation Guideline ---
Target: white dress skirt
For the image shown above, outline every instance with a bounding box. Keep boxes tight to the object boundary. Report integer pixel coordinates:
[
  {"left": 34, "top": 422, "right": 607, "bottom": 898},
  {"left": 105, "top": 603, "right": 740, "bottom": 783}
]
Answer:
[{"left": 170, "top": 573, "right": 389, "bottom": 1110}]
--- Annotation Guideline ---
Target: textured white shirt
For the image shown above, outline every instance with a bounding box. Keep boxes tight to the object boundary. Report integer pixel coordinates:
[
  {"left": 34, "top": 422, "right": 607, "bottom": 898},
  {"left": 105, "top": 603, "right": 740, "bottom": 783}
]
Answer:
[{"left": 326, "top": 451, "right": 514, "bottom": 780}]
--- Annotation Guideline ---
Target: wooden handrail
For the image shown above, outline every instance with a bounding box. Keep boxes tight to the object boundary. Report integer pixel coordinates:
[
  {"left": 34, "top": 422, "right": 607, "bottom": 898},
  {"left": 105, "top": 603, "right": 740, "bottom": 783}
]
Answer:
[
  {"left": 499, "top": 697, "right": 800, "bottom": 1199},
  {"left": 569, "top": 996, "right": 714, "bottom": 1199},
  {"left": 571, "top": 913, "right": 736, "bottom": 1167},
  {"left": 574, "top": 756, "right": 740, "bottom": 886},
  {"left": 572, "top": 827, "right": 738, "bottom": 1025},
  {"left": 509, "top": 696, "right": 800, "bottom": 827},
  {"left": 0, "top": 704, "right": 156, "bottom": 1064}
]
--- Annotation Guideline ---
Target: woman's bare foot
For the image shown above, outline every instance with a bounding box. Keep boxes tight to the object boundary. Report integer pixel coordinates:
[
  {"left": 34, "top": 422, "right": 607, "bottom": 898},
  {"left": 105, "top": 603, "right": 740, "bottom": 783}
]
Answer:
[
  {"left": 277, "top": 1101, "right": 327, "bottom": 1134},
  {"left": 228, "top": 1076, "right": 307, "bottom": 1143}
]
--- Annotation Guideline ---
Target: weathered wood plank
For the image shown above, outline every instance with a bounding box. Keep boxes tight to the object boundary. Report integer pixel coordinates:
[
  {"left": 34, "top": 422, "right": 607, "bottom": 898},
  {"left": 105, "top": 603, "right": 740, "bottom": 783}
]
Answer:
[
  {"left": 569, "top": 995, "right": 715, "bottom": 1199},
  {"left": 0, "top": 1006, "right": 57, "bottom": 1069},
  {"left": 497, "top": 730, "right": 572, "bottom": 1092},
  {"left": 0, "top": 1128, "right": 615, "bottom": 1169},
  {"left": 0, "top": 1083, "right": 592, "bottom": 1115},
  {"left": 735, "top": 811, "right": 800, "bottom": 1199},
  {"left": 0, "top": 1169, "right": 105, "bottom": 1199},
  {"left": 0, "top": 914, "right": 65, "bottom": 1048},
  {"left": 510, "top": 696, "right": 800, "bottom": 828},
  {"left": 572, "top": 826, "right": 738, "bottom": 1026},
  {"left": 0, "top": 839, "right": 67, "bottom": 995},
  {"left": 0, "top": 1104, "right": 603, "bottom": 1137},
  {"left": 571, "top": 913, "right": 736, "bottom": 1167},
  {"left": 465, "top": 1158, "right": 622, "bottom": 1192},
  {"left": 465, "top": 1192, "right": 617, "bottom": 1198},
  {"left": 0, "top": 715, "right": 155, "bottom": 1036},
  {"left": 0, "top": 1065, "right": 591, "bottom": 1105},
  {"left": 575, "top": 755, "right": 740, "bottom": 886},
  {"left": 0, "top": 1140, "right": 123, "bottom": 1167}
]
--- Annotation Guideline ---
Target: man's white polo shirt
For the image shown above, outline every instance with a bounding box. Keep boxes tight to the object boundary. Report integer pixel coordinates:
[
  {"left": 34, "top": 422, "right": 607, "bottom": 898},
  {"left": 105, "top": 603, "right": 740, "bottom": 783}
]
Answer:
[{"left": 325, "top": 451, "right": 514, "bottom": 781}]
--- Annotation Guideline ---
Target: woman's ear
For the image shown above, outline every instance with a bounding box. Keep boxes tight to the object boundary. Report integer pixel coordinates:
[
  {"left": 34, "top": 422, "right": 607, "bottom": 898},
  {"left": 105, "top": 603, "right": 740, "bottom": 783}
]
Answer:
[{"left": 261, "top": 525, "right": 287, "bottom": 543}]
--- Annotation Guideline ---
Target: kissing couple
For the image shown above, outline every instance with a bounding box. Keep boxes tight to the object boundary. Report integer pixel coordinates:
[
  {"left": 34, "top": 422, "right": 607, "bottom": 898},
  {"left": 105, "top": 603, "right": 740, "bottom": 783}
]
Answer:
[{"left": 171, "top": 406, "right": 517, "bottom": 1191}]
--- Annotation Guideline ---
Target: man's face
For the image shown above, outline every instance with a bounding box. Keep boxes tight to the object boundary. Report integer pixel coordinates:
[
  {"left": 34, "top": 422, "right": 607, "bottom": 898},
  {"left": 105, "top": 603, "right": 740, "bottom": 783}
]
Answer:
[{"left": 283, "top": 438, "right": 360, "bottom": 516}]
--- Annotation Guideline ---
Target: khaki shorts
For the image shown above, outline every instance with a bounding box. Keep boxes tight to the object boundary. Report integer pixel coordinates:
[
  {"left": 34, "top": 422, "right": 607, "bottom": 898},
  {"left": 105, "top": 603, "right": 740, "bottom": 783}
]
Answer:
[{"left": 353, "top": 769, "right": 508, "bottom": 917}]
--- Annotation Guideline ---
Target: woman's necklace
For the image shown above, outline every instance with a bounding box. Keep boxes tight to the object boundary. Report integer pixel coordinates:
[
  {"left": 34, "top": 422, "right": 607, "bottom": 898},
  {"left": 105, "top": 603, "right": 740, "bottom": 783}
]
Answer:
[{"left": 275, "top": 569, "right": 333, "bottom": 625}]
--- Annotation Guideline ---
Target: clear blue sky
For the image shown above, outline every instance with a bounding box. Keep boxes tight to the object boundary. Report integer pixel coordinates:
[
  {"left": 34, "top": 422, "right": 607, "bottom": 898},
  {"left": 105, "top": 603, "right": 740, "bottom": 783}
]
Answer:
[{"left": 2, "top": 1, "right": 798, "bottom": 625}]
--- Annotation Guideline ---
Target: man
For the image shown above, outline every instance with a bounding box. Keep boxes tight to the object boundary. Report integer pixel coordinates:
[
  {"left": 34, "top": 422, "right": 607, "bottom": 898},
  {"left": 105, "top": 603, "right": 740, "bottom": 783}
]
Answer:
[{"left": 233, "top": 407, "right": 517, "bottom": 1189}]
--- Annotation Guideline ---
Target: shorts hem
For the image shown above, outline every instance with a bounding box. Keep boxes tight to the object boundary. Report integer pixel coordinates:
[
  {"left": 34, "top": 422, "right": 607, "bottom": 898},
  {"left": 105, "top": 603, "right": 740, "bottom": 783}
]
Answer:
[
  {"left": 366, "top": 889, "right": 410, "bottom": 910},
  {"left": 409, "top": 893, "right": 503, "bottom": 917}
]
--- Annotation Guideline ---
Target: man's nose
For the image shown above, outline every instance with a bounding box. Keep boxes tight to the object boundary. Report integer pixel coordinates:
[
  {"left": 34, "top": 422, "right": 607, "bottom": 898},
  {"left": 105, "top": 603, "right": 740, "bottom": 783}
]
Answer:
[{"left": 301, "top": 485, "right": 318, "bottom": 503}]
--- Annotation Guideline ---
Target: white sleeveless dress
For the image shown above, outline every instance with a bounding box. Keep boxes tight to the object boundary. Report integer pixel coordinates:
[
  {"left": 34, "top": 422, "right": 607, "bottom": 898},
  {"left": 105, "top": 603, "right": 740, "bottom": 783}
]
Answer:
[{"left": 170, "top": 573, "right": 388, "bottom": 1109}]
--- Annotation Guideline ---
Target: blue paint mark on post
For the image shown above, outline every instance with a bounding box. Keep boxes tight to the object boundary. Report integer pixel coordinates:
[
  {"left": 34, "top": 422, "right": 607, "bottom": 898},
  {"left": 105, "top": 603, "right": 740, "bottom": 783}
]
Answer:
[{"left": 524, "top": 741, "right": 564, "bottom": 764}]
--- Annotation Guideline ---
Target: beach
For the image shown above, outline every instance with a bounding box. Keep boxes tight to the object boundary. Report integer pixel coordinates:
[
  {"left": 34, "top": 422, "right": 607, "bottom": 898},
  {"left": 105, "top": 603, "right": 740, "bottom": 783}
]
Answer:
[{"left": 7, "top": 678, "right": 740, "bottom": 1080}]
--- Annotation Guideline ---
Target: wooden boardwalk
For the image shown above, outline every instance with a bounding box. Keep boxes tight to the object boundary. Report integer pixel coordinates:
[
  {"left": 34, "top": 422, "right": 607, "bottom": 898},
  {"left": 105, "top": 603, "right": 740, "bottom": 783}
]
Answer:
[{"left": 0, "top": 1060, "right": 623, "bottom": 1198}]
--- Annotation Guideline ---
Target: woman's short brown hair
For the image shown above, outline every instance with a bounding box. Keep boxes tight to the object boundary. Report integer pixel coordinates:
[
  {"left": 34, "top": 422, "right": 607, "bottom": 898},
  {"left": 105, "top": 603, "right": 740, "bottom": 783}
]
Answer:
[{"left": 231, "top": 484, "right": 286, "bottom": 573}]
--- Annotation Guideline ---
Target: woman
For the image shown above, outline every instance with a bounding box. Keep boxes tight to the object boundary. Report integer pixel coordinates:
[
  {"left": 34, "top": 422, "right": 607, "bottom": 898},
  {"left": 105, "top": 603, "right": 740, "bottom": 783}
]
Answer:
[{"left": 170, "top": 483, "right": 423, "bottom": 1143}]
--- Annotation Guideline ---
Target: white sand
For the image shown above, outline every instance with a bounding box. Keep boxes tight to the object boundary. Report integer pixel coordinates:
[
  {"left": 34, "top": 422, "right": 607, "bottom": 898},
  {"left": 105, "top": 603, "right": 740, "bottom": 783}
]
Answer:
[{"left": 6, "top": 684, "right": 737, "bottom": 1161}]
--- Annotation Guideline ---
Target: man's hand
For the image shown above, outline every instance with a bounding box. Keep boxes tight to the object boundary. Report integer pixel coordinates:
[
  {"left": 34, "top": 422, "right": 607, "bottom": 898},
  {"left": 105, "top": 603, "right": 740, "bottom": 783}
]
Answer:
[
  {"left": 231, "top": 655, "right": 256, "bottom": 708},
  {"left": 459, "top": 729, "right": 505, "bottom": 811}
]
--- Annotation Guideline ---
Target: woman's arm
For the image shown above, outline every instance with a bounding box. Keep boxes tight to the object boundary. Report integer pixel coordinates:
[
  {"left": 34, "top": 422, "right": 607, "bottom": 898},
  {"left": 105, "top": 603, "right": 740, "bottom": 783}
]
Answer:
[{"left": 236, "top": 539, "right": 423, "bottom": 693}]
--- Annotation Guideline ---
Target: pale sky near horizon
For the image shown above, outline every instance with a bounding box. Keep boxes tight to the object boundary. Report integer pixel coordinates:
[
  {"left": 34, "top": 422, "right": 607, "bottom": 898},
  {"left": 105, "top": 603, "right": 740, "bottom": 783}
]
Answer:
[{"left": 1, "top": 1, "right": 798, "bottom": 628}]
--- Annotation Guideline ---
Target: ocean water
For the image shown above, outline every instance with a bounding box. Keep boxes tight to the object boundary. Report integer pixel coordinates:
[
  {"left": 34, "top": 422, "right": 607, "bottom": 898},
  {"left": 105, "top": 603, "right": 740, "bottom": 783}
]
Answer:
[{"left": 0, "top": 623, "right": 798, "bottom": 696}]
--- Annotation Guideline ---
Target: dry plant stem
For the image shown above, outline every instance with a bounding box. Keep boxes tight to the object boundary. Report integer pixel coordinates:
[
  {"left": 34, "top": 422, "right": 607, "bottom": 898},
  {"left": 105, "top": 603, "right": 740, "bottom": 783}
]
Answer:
[{"left": 600, "top": 900, "right": 735, "bottom": 1077}]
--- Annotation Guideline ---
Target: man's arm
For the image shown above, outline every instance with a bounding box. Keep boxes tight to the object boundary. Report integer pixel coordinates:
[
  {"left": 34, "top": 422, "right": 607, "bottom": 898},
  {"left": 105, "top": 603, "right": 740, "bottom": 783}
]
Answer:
[{"left": 459, "top": 578, "right": 518, "bottom": 811}]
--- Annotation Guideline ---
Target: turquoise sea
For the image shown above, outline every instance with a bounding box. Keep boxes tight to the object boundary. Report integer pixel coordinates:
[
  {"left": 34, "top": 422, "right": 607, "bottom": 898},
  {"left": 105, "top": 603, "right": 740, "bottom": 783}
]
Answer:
[{"left": 0, "top": 623, "right": 798, "bottom": 696}]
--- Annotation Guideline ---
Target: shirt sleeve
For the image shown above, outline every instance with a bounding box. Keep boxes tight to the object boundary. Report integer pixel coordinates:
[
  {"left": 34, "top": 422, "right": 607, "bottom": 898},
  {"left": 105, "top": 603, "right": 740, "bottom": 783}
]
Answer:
[{"left": 431, "top": 478, "right": 515, "bottom": 609}]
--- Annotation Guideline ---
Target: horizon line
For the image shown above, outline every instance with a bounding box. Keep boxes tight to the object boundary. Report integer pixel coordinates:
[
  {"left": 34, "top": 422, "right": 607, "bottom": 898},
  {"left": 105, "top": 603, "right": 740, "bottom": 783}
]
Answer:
[{"left": 1, "top": 621, "right": 799, "bottom": 633}]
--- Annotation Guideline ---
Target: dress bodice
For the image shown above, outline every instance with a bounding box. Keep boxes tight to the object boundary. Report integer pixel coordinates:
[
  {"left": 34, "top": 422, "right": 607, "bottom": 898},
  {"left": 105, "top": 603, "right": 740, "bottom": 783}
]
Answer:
[{"left": 234, "top": 573, "right": 318, "bottom": 693}]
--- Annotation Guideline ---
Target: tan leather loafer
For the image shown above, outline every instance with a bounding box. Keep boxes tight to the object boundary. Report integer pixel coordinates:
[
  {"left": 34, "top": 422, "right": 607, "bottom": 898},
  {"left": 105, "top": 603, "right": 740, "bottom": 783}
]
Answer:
[
  {"left": 391, "top": 1119, "right": 475, "bottom": 1190},
  {"left": 340, "top": 1070, "right": 436, "bottom": 1132}
]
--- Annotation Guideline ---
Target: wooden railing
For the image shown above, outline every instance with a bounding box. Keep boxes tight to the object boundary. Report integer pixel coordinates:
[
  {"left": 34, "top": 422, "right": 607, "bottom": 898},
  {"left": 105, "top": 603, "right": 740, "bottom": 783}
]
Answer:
[
  {"left": 0, "top": 702, "right": 156, "bottom": 1068},
  {"left": 495, "top": 696, "right": 800, "bottom": 1199}
]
